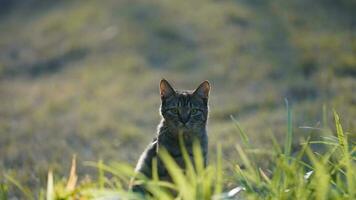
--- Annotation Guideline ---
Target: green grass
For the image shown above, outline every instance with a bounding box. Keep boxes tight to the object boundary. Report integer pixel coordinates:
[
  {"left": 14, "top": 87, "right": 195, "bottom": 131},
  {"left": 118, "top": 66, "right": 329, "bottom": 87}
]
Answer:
[
  {"left": 2, "top": 110, "right": 354, "bottom": 200},
  {"left": 0, "top": 0, "right": 355, "bottom": 198}
]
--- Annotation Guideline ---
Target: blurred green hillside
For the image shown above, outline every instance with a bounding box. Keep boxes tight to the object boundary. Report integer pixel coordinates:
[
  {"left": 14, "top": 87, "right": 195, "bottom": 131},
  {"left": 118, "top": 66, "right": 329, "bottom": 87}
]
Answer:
[{"left": 0, "top": 0, "right": 355, "bottom": 193}]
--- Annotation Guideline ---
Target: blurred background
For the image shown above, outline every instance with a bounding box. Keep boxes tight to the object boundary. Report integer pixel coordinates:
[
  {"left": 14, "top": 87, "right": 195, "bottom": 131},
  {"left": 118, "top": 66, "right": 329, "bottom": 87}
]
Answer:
[{"left": 0, "top": 0, "right": 355, "bottom": 192}]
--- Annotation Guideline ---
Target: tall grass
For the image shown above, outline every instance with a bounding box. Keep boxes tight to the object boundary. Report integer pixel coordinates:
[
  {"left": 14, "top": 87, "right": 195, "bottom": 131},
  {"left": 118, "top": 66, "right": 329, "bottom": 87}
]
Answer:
[{"left": 2, "top": 110, "right": 355, "bottom": 199}]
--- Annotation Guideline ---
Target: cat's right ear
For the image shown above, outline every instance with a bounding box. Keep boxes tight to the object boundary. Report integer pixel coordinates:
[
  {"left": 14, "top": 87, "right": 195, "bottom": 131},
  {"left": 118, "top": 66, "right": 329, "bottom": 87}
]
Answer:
[{"left": 160, "top": 79, "right": 175, "bottom": 99}]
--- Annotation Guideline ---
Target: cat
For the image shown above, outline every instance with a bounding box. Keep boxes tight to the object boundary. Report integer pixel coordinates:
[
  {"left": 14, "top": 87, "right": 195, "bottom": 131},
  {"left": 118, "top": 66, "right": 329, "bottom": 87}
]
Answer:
[{"left": 130, "top": 79, "right": 210, "bottom": 194}]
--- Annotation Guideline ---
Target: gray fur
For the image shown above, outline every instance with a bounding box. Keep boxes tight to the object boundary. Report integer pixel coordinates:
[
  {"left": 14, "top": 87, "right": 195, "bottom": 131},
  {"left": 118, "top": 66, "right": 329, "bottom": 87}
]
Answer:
[{"left": 131, "top": 79, "right": 210, "bottom": 193}]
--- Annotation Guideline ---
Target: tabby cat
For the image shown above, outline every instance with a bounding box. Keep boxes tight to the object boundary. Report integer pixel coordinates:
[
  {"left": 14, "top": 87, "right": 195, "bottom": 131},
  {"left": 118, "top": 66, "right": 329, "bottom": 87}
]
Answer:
[{"left": 131, "top": 79, "right": 210, "bottom": 193}]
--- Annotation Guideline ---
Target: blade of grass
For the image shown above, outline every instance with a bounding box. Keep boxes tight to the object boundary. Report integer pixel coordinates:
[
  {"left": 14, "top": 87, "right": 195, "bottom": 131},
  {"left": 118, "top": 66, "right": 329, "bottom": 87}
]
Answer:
[
  {"left": 334, "top": 111, "right": 354, "bottom": 198},
  {"left": 193, "top": 139, "right": 204, "bottom": 176},
  {"left": 0, "top": 182, "right": 8, "bottom": 200},
  {"left": 98, "top": 160, "right": 104, "bottom": 189},
  {"left": 46, "top": 170, "right": 54, "bottom": 200},
  {"left": 4, "top": 174, "right": 34, "bottom": 200},
  {"left": 66, "top": 155, "right": 78, "bottom": 191},
  {"left": 178, "top": 134, "right": 196, "bottom": 183},
  {"left": 158, "top": 148, "right": 192, "bottom": 199},
  {"left": 306, "top": 147, "right": 330, "bottom": 200},
  {"left": 268, "top": 130, "right": 282, "bottom": 154},
  {"left": 230, "top": 115, "right": 250, "bottom": 147},
  {"left": 213, "top": 143, "right": 223, "bottom": 196},
  {"left": 284, "top": 98, "right": 293, "bottom": 158},
  {"left": 152, "top": 157, "right": 159, "bottom": 182},
  {"left": 235, "top": 145, "right": 259, "bottom": 183}
]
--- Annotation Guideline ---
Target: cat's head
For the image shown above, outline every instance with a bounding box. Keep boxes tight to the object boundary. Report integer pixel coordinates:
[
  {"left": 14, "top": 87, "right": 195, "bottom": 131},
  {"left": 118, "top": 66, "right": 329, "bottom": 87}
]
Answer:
[{"left": 159, "top": 79, "right": 210, "bottom": 132}]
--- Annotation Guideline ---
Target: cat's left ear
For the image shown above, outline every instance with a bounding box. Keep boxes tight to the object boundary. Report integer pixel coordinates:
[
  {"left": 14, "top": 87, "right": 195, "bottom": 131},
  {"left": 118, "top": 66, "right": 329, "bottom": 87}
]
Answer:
[{"left": 193, "top": 80, "right": 210, "bottom": 99}]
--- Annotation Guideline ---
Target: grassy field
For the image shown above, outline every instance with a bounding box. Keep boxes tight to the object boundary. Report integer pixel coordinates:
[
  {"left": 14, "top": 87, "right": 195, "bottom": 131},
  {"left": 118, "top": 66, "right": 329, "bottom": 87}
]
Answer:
[
  {"left": 0, "top": 0, "right": 355, "bottom": 198},
  {"left": 1, "top": 111, "right": 355, "bottom": 199}
]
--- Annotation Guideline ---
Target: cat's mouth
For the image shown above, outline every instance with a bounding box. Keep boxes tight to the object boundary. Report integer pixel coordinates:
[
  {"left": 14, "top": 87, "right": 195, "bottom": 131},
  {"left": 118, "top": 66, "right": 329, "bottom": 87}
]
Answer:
[{"left": 178, "top": 123, "right": 190, "bottom": 129}]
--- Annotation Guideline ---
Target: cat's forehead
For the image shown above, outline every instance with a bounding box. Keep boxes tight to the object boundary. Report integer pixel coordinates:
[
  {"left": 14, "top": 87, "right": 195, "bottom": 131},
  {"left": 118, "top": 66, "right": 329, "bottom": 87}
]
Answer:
[
  {"left": 175, "top": 91, "right": 196, "bottom": 101},
  {"left": 163, "top": 90, "right": 205, "bottom": 107},
  {"left": 175, "top": 90, "right": 194, "bottom": 95}
]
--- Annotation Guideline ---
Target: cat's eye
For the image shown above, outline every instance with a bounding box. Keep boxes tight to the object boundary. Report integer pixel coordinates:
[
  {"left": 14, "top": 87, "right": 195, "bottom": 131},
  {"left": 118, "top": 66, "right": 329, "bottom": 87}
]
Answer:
[
  {"left": 170, "top": 108, "right": 179, "bottom": 114},
  {"left": 191, "top": 108, "right": 199, "bottom": 114}
]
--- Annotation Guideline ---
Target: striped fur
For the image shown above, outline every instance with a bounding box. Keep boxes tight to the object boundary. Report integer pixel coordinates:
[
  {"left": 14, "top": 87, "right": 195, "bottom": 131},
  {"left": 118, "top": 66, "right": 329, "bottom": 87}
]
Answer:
[{"left": 131, "top": 79, "right": 210, "bottom": 194}]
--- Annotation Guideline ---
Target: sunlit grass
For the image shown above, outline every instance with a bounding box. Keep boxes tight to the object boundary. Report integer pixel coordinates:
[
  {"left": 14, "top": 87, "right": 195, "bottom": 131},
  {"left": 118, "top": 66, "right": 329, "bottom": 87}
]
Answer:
[
  {"left": 2, "top": 109, "right": 355, "bottom": 200},
  {"left": 1, "top": 1, "right": 355, "bottom": 196}
]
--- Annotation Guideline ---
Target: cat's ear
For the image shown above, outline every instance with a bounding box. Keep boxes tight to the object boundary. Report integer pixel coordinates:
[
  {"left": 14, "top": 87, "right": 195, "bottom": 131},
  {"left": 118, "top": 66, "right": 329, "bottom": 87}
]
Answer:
[
  {"left": 194, "top": 80, "right": 210, "bottom": 99},
  {"left": 160, "top": 79, "right": 175, "bottom": 99}
]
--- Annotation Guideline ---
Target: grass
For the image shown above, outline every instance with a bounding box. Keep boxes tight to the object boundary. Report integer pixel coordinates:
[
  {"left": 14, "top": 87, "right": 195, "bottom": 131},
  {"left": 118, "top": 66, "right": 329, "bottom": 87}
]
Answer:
[
  {"left": 1, "top": 110, "right": 354, "bottom": 199},
  {"left": 0, "top": 0, "right": 355, "bottom": 198}
]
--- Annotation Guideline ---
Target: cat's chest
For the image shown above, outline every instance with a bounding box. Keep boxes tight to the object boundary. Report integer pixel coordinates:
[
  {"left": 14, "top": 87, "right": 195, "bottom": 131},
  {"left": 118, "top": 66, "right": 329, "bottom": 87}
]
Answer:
[
  {"left": 158, "top": 137, "right": 193, "bottom": 155},
  {"left": 156, "top": 127, "right": 207, "bottom": 158}
]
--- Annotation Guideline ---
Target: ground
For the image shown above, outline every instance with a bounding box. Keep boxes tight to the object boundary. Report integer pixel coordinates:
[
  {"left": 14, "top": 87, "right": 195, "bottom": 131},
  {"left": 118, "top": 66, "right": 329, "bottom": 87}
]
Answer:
[{"left": 0, "top": 0, "right": 355, "bottom": 193}]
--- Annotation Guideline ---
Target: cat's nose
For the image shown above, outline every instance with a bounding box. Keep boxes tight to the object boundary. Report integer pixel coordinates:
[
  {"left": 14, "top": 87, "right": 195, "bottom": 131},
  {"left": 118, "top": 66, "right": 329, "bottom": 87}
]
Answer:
[
  {"left": 181, "top": 119, "right": 189, "bottom": 124},
  {"left": 180, "top": 112, "right": 190, "bottom": 124}
]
